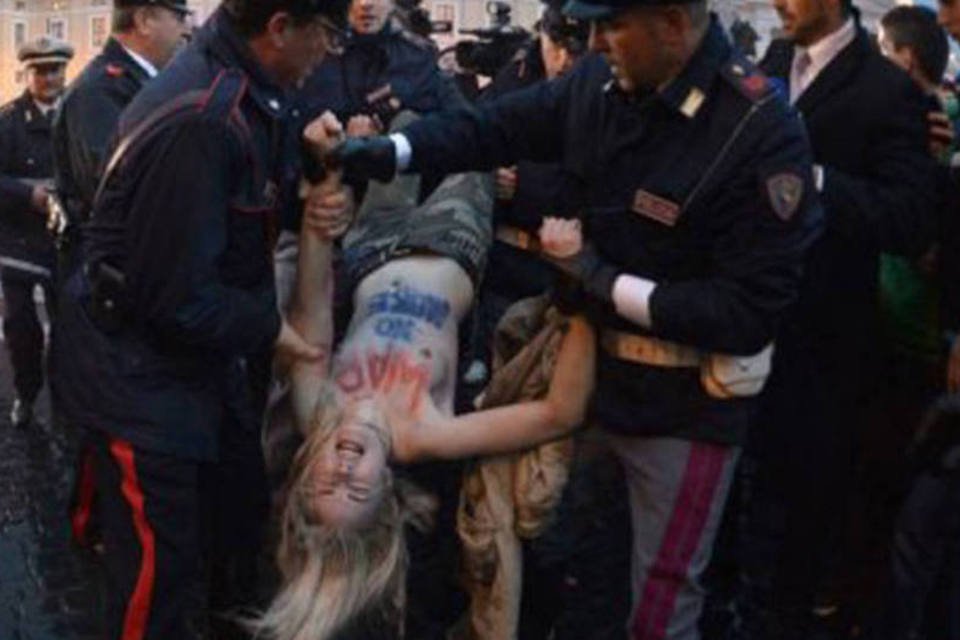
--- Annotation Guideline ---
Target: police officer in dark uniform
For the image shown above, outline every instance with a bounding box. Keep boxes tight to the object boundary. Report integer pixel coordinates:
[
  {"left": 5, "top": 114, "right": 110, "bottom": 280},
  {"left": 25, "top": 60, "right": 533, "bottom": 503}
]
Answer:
[
  {"left": 474, "top": 2, "right": 588, "bottom": 373},
  {"left": 51, "top": 0, "right": 190, "bottom": 553},
  {"left": 52, "top": 0, "right": 192, "bottom": 275},
  {"left": 55, "top": 1, "right": 347, "bottom": 637},
  {"left": 0, "top": 37, "right": 73, "bottom": 427},
  {"left": 277, "top": 0, "right": 466, "bottom": 237},
  {"left": 333, "top": 0, "right": 824, "bottom": 632}
]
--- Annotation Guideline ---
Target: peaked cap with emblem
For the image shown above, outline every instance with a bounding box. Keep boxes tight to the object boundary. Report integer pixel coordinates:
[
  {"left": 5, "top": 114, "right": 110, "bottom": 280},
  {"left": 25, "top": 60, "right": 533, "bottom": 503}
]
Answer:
[
  {"left": 564, "top": 0, "right": 699, "bottom": 20},
  {"left": 18, "top": 37, "right": 74, "bottom": 67},
  {"left": 114, "top": 0, "right": 192, "bottom": 15}
]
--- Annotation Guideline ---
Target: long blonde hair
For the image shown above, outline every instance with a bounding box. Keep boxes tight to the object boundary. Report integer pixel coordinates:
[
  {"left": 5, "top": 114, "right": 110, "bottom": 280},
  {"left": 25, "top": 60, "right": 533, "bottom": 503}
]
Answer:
[
  {"left": 255, "top": 385, "right": 435, "bottom": 640},
  {"left": 255, "top": 384, "right": 404, "bottom": 640}
]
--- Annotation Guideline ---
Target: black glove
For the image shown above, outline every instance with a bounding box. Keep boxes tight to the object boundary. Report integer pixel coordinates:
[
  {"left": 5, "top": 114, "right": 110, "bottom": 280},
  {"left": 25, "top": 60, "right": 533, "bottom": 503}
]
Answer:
[
  {"left": 326, "top": 136, "right": 397, "bottom": 184},
  {"left": 543, "top": 244, "right": 619, "bottom": 305}
]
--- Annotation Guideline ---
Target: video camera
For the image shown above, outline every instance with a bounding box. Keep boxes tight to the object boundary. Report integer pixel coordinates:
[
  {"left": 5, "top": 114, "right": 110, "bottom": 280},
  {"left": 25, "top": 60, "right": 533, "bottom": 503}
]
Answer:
[{"left": 455, "top": 1, "right": 530, "bottom": 78}]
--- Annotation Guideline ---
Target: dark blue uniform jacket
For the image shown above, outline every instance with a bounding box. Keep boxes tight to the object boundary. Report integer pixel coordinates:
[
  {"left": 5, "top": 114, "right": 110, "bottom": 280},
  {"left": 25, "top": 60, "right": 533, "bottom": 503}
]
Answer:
[
  {"left": 403, "top": 19, "right": 823, "bottom": 444},
  {"left": 57, "top": 9, "right": 284, "bottom": 460},
  {"left": 481, "top": 41, "right": 585, "bottom": 300},
  {"left": 279, "top": 24, "right": 466, "bottom": 231},
  {"left": 0, "top": 92, "right": 56, "bottom": 275},
  {"left": 53, "top": 37, "right": 151, "bottom": 228}
]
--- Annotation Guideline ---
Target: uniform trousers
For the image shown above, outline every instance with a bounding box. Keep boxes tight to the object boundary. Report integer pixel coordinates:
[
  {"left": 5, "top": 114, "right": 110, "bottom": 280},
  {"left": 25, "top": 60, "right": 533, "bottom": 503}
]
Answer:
[
  {"left": 2, "top": 268, "right": 53, "bottom": 404},
  {"left": 90, "top": 422, "right": 269, "bottom": 640},
  {"left": 601, "top": 433, "right": 740, "bottom": 640}
]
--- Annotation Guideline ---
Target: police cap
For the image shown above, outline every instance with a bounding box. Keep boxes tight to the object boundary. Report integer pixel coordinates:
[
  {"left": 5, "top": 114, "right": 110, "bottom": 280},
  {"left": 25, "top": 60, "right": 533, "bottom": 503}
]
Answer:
[
  {"left": 564, "top": 0, "right": 699, "bottom": 20},
  {"left": 17, "top": 36, "right": 74, "bottom": 67},
  {"left": 114, "top": 0, "right": 193, "bottom": 15}
]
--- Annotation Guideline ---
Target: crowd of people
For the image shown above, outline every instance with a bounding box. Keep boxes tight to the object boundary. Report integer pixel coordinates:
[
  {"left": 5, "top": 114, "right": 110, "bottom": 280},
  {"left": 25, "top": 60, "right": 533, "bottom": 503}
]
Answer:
[{"left": 1, "top": 0, "right": 959, "bottom": 638}]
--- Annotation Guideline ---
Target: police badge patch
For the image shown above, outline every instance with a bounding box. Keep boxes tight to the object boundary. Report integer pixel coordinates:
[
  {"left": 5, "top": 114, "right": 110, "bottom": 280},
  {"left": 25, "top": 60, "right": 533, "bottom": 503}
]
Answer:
[{"left": 765, "top": 172, "right": 804, "bottom": 221}]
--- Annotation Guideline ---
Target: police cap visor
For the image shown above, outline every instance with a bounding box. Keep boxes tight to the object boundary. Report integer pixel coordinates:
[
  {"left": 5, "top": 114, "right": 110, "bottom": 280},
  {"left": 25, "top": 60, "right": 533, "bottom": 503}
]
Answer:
[
  {"left": 114, "top": 0, "right": 193, "bottom": 15},
  {"left": 563, "top": 0, "right": 700, "bottom": 20}
]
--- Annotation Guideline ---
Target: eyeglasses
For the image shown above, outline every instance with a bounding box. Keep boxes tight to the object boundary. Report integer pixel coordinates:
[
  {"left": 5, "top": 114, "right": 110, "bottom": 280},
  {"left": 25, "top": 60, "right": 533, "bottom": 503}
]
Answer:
[{"left": 317, "top": 16, "right": 347, "bottom": 55}]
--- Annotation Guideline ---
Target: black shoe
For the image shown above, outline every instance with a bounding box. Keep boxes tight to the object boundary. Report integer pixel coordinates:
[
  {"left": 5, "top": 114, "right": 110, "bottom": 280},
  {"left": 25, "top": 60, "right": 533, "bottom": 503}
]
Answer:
[{"left": 10, "top": 398, "right": 33, "bottom": 427}]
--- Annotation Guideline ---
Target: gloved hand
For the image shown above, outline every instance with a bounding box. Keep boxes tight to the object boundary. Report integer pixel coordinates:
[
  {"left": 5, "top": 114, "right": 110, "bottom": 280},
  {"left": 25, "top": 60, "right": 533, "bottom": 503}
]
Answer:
[
  {"left": 543, "top": 245, "right": 619, "bottom": 305},
  {"left": 326, "top": 136, "right": 397, "bottom": 184},
  {"left": 538, "top": 217, "right": 619, "bottom": 305}
]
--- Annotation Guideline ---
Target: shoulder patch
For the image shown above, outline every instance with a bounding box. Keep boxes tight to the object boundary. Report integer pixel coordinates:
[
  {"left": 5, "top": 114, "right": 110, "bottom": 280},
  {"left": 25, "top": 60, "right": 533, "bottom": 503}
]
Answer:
[
  {"left": 105, "top": 63, "right": 124, "bottom": 78},
  {"left": 765, "top": 172, "right": 804, "bottom": 221}
]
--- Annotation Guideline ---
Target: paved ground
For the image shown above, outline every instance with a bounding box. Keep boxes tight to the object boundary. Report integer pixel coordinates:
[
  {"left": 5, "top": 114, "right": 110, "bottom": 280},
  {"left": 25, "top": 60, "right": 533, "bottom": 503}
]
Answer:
[{"left": 0, "top": 294, "right": 104, "bottom": 640}]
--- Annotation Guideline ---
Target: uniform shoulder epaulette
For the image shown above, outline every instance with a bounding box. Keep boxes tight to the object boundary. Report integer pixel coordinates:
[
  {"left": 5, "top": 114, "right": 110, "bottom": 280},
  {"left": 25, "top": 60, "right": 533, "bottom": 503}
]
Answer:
[
  {"left": 397, "top": 28, "right": 435, "bottom": 52},
  {"left": 720, "top": 57, "right": 775, "bottom": 103}
]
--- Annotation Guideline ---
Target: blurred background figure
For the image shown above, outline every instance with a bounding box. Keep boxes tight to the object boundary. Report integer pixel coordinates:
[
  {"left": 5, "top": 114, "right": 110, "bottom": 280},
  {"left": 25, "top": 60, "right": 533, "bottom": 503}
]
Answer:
[{"left": 0, "top": 36, "right": 73, "bottom": 428}]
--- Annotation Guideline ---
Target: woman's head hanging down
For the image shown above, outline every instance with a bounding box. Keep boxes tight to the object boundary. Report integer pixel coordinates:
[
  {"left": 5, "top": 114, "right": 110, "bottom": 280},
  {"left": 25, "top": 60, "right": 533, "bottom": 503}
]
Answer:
[{"left": 256, "top": 112, "right": 596, "bottom": 640}]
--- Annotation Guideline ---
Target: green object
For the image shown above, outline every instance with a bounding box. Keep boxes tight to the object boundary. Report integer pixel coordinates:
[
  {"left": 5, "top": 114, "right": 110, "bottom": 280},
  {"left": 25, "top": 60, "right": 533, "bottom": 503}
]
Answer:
[{"left": 878, "top": 253, "right": 941, "bottom": 361}]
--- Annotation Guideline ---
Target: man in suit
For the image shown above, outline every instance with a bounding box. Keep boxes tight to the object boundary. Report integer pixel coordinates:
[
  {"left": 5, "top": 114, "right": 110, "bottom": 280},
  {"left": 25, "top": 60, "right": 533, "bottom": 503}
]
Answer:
[{"left": 738, "top": 0, "right": 939, "bottom": 636}]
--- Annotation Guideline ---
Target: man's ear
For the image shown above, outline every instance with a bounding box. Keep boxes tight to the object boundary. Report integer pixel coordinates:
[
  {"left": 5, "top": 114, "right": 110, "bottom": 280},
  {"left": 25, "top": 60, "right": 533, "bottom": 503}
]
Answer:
[{"left": 264, "top": 10, "right": 294, "bottom": 49}]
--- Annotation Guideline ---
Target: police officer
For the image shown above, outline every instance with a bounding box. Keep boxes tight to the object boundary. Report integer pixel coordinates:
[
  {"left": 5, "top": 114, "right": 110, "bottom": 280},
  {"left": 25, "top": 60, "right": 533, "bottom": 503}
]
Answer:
[
  {"left": 51, "top": 0, "right": 190, "bottom": 553},
  {"left": 475, "top": 2, "right": 588, "bottom": 368},
  {"left": 278, "top": 0, "right": 466, "bottom": 235},
  {"left": 333, "top": 0, "right": 824, "bottom": 634},
  {"left": 54, "top": 0, "right": 348, "bottom": 637},
  {"left": 0, "top": 37, "right": 73, "bottom": 427},
  {"left": 53, "top": 0, "right": 192, "bottom": 274}
]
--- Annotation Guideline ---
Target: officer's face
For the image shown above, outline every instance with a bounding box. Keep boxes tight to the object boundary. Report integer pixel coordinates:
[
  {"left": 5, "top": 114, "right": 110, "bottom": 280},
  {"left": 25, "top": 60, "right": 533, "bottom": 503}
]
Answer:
[
  {"left": 349, "top": 0, "right": 392, "bottom": 35},
  {"left": 939, "top": 0, "right": 960, "bottom": 41},
  {"left": 143, "top": 7, "right": 191, "bottom": 68},
  {"left": 589, "top": 8, "right": 676, "bottom": 93},
  {"left": 273, "top": 15, "right": 334, "bottom": 87},
  {"left": 26, "top": 63, "right": 66, "bottom": 104},
  {"left": 772, "top": 0, "right": 836, "bottom": 46}
]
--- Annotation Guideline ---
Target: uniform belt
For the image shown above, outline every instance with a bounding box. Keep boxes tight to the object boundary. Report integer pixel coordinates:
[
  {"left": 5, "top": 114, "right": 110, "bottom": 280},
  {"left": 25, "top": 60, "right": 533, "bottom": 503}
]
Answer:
[
  {"left": 495, "top": 224, "right": 541, "bottom": 253},
  {"left": 600, "top": 329, "right": 702, "bottom": 367}
]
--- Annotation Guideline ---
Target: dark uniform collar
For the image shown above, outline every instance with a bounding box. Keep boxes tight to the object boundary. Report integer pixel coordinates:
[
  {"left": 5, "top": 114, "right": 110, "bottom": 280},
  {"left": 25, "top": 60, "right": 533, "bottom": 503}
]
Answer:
[
  {"left": 101, "top": 37, "right": 152, "bottom": 83},
  {"left": 656, "top": 16, "right": 729, "bottom": 119},
  {"left": 17, "top": 90, "right": 54, "bottom": 130},
  {"left": 196, "top": 8, "right": 288, "bottom": 118}
]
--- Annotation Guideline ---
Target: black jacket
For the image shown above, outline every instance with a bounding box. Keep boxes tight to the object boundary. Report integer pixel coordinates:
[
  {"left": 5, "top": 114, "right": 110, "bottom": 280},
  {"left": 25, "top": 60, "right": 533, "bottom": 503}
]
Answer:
[
  {"left": 403, "top": 19, "right": 823, "bottom": 444},
  {"left": 300, "top": 24, "right": 464, "bottom": 125},
  {"left": 53, "top": 37, "right": 151, "bottom": 229},
  {"left": 0, "top": 92, "right": 56, "bottom": 276},
  {"left": 760, "top": 29, "right": 937, "bottom": 352},
  {"left": 279, "top": 24, "right": 466, "bottom": 231},
  {"left": 481, "top": 41, "right": 585, "bottom": 300},
  {"left": 56, "top": 9, "right": 284, "bottom": 460}
]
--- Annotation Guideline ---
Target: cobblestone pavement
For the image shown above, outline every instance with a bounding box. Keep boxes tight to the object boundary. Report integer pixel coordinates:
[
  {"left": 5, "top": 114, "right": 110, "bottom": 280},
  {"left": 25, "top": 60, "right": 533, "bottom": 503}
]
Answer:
[{"left": 0, "top": 296, "right": 104, "bottom": 640}]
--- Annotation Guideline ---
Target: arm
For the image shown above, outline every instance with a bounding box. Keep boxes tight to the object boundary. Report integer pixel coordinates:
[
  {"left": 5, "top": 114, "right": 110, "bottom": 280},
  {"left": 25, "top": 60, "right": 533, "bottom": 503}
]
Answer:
[
  {"left": 547, "top": 106, "right": 824, "bottom": 354},
  {"left": 821, "top": 77, "right": 937, "bottom": 257},
  {"left": 401, "top": 64, "right": 579, "bottom": 176},
  {"left": 288, "top": 113, "right": 353, "bottom": 431},
  {"left": 394, "top": 316, "right": 595, "bottom": 461},
  {"left": 0, "top": 110, "right": 34, "bottom": 215}
]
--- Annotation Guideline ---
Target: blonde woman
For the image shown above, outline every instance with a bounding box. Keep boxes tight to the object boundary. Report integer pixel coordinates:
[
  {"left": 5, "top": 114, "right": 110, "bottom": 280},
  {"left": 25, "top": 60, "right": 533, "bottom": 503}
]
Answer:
[{"left": 257, "top": 114, "right": 595, "bottom": 640}]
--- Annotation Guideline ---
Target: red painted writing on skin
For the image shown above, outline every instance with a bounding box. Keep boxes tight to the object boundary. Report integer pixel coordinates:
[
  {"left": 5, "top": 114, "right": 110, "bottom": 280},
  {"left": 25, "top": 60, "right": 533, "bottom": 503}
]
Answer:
[{"left": 334, "top": 346, "right": 429, "bottom": 412}]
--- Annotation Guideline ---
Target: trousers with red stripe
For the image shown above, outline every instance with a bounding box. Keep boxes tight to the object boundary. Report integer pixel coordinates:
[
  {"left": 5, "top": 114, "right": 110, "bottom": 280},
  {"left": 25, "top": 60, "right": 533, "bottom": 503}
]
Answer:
[
  {"left": 602, "top": 433, "right": 740, "bottom": 640},
  {"left": 90, "top": 428, "right": 268, "bottom": 640}
]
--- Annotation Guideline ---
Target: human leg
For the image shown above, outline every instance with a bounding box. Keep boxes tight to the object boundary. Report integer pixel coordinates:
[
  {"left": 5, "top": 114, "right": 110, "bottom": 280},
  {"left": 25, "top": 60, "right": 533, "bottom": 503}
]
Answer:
[
  {"left": 2, "top": 270, "right": 45, "bottom": 422},
  {"left": 604, "top": 433, "right": 740, "bottom": 640},
  {"left": 93, "top": 431, "right": 207, "bottom": 640}
]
